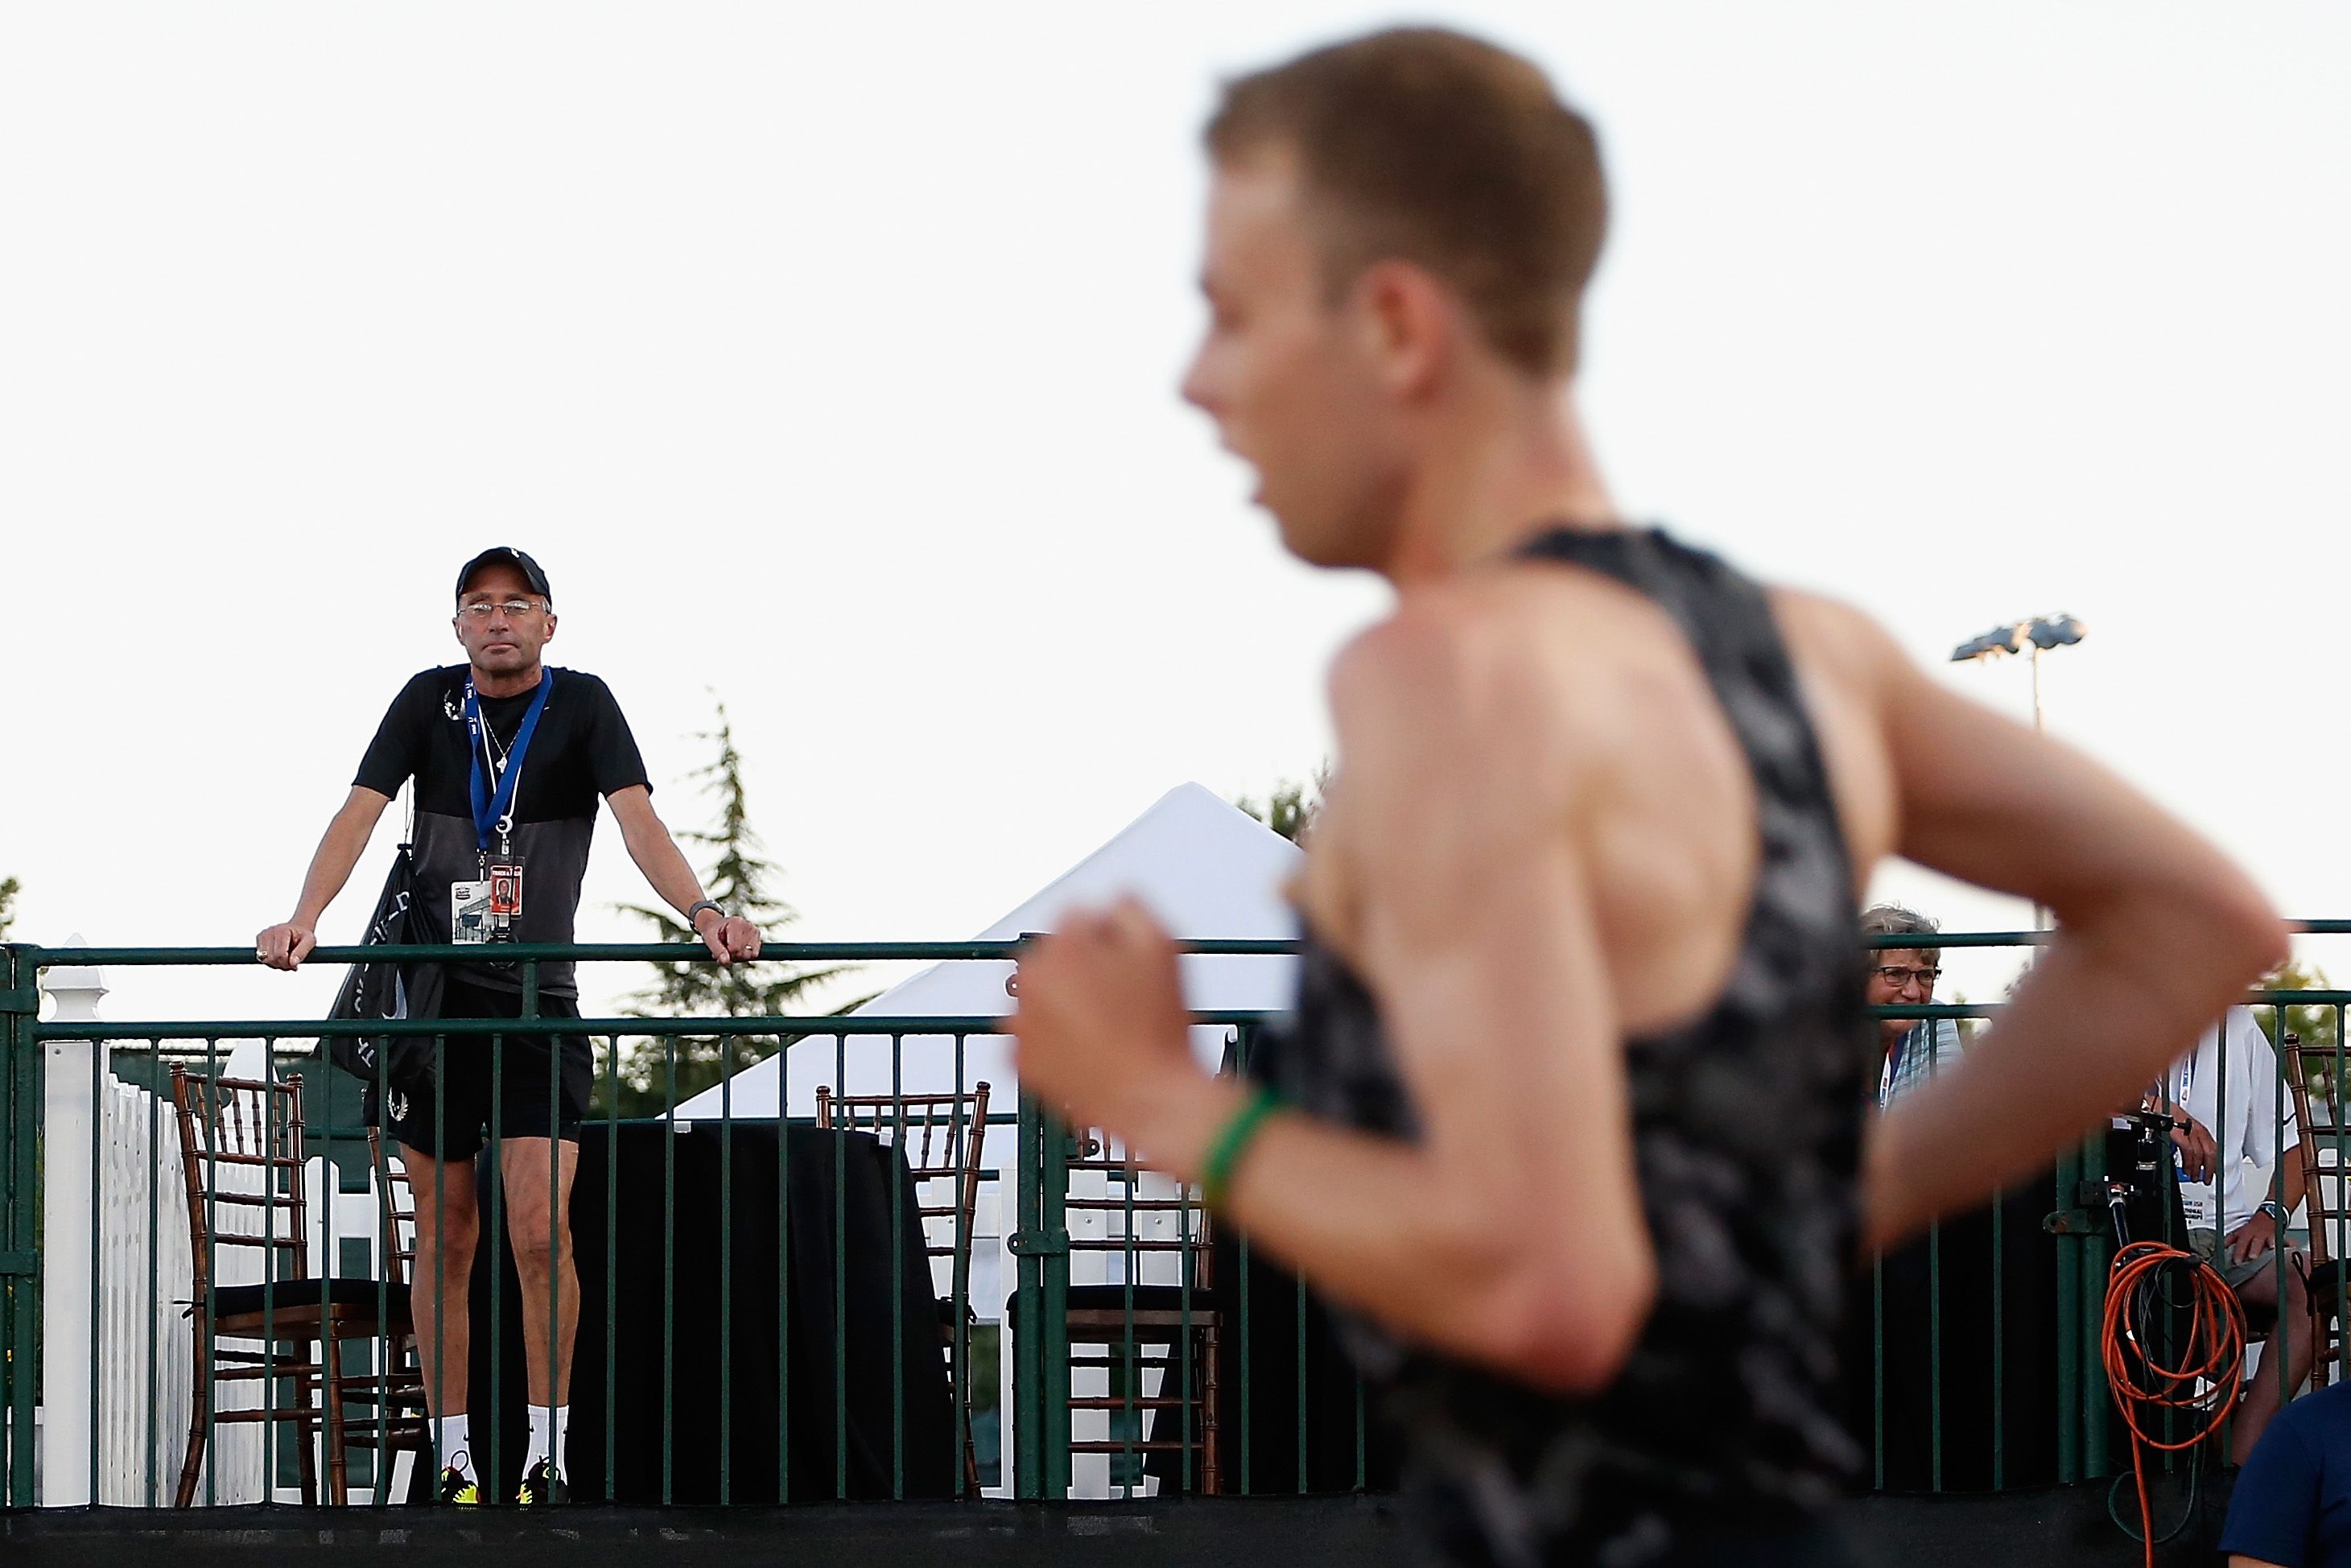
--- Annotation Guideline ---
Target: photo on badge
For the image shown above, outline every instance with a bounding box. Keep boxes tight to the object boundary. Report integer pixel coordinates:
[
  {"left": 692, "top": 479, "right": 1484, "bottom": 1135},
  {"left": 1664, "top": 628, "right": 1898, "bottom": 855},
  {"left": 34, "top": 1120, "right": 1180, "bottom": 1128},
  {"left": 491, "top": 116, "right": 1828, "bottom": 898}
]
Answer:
[{"left": 452, "top": 878, "right": 491, "bottom": 944}]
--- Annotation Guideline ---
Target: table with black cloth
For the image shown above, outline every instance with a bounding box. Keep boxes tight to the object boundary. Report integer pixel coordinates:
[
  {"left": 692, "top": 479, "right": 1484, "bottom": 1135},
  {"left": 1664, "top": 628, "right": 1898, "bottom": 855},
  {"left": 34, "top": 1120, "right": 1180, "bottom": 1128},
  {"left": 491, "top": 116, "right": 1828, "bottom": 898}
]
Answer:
[{"left": 456, "top": 1121, "right": 957, "bottom": 1503}]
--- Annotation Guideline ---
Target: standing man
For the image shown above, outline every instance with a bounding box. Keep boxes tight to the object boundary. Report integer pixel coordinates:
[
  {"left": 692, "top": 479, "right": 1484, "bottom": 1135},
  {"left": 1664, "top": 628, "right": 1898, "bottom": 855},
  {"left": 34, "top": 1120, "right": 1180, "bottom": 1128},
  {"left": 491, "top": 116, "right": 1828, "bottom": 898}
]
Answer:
[
  {"left": 256, "top": 547, "right": 761, "bottom": 1505},
  {"left": 1009, "top": 29, "right": 2284, "bottom": 1566}
]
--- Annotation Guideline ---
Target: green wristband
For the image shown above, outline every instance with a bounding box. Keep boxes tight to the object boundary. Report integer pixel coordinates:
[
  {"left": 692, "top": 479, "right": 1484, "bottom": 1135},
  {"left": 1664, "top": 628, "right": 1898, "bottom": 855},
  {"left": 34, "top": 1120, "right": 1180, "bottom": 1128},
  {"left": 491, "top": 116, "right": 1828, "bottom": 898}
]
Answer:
[{"left": 1201, "top": 1084, "right": 1281, "bottom": 1212}]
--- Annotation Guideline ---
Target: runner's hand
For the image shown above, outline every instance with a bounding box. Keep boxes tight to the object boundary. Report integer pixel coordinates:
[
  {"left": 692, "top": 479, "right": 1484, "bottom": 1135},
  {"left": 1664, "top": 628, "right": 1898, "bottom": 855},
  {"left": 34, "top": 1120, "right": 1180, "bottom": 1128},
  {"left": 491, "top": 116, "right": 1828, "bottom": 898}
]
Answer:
[
  {"left": 255, "top": 922, "right": 317, "bottom": 971},
  {"left": 1011, "top": 898, "right": 1198, "bottom": 1138},
  {"left": 694, "top": 910, "right": 761, "bottom": 966}
]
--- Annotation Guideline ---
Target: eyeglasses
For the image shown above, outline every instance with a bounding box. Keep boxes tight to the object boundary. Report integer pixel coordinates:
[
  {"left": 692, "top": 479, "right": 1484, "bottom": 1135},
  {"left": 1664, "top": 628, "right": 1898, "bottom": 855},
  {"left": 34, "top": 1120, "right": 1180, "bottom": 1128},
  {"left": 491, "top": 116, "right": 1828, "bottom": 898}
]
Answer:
[
  {"left": 458, "top": 598, "right": 547, "bottom": 620},
  {"left": 1871, "top": 964, "right": 1941, "bottom": 990}
]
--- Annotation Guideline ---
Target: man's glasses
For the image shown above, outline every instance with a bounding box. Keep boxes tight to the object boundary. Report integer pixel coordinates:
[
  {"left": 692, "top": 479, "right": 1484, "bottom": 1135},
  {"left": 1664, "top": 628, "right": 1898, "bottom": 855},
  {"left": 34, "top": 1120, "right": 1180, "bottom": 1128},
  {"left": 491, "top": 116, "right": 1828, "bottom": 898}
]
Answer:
[
  {"left": 458, "top": 598, "right": 547, "bottom": 620},
  {"left": 1871, "top": 964, "right": 1941, "bottom": 990}
]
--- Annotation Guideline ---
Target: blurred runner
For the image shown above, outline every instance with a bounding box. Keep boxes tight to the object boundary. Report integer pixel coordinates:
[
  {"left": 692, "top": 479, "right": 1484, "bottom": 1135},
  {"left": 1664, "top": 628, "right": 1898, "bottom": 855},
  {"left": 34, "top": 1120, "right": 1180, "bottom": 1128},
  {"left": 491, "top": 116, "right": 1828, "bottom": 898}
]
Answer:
[{"left": 1012, "top": 28, "right": 2283, "bottom": 1566}]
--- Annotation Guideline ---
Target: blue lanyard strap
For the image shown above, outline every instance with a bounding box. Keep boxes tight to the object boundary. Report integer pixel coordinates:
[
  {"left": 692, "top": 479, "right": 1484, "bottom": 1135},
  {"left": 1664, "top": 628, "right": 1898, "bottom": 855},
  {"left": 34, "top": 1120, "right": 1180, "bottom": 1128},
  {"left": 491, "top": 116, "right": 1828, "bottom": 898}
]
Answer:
[{"left": 463, "top": 671, "right": 552, "bottom": 854}]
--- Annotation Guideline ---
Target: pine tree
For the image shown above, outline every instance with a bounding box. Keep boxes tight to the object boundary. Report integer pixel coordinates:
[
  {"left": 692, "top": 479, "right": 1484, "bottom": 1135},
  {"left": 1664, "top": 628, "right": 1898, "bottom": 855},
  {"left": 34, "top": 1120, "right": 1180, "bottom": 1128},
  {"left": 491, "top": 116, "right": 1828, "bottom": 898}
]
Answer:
[
  {"left": 0, "top": 877, "right": 17, "bottom": 940},
  {"left": 1232, "top": 765, "right": 1330, "bottom": 844},
  {"left": 2251, "top": 955, "right": 2340, "bottom": 1108},
  {"left": 604, "top": 699, "right": 843, "bottom": 1116}
]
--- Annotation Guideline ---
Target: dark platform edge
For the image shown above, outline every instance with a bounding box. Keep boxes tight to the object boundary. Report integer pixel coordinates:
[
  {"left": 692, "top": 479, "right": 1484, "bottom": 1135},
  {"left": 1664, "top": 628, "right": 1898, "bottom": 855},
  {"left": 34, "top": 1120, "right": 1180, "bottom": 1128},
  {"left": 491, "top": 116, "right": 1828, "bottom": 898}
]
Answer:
[{"left": 2, "top": 1483, "right": 2228, "bottom": 1567}]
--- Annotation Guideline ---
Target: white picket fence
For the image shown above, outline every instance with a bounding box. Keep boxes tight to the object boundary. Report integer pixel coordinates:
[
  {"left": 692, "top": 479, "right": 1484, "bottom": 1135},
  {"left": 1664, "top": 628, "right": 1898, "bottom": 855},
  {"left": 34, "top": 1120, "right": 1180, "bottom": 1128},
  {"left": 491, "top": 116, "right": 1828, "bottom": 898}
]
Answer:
[
  {"left": 37, "top": 955, "right": 399, "bottom": 1506},
  {"left": 82, "top": 1062, "right": 204, "bottom": 1504}
]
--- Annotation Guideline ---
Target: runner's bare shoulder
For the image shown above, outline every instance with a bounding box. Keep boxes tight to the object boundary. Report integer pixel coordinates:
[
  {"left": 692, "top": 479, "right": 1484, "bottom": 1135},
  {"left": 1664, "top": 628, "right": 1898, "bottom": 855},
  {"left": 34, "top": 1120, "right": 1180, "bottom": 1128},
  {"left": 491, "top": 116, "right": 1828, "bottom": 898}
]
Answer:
[{"left": 1763, "top": 587, "right": 1904, "bottom": 881}]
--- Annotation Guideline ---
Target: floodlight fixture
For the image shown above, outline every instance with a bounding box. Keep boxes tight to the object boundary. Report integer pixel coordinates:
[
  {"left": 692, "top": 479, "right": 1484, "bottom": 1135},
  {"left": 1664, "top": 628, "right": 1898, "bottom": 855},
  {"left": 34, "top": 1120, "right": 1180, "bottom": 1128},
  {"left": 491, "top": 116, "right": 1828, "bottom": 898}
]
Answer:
[{"left": 1949, "top": 614, "right": 2087, "bottom": 664}]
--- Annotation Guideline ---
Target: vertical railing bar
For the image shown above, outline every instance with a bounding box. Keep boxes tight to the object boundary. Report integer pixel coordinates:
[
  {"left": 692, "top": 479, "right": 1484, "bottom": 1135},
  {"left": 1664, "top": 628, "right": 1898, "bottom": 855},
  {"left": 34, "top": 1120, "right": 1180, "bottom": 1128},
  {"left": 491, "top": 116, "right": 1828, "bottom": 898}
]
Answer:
[
  {"left": 147, "top": 1051, "right": 163, "bottom": 1506},
  {"left": 2053, "top": 1137, "right": 2078, "bottom": 1485},
  {"left": 1871, "top": 1248, "right": 1885, "bottom": 1490},
  {"left": 790, "top": 1030, "right": 799, "bottom": 1504},
  {"left": 0, "top": 947, "right": 14, "bottom": 1508},
  {"left": 1355, "top": 1371, "right": 1367, "bottom": 1495},
  {"left": 2269, "top": 1005, "right": 2288, "bottom": 1417},
  {"left": 1237, "top": 1037, "right": 1252, "bottom": 1498},
  {"left": 603, "top": 1032, "right": 618, "bottom": 1504},
  {"left": 1178, "top": 1086, "right": 1195, "bottom": 1498},
  {"left": 2334, "top": 1009, "right": 2346, "bottom": 1350},
  {"left": 1013, "top": 1093, "right": 1038, "bottom": 1500},
  {"left": 1121, "top": 1129, "right": 1136, "bottom": 1498},
  {"left": 4, "top": 950, "right": 17, "bottom": 1509},
  {"left": 2156, "top": 1063, "right": 2178, "bottom": 1465},
  {"left": 889, "top": 1036, "right": 905, "bottom": 1501},
  {"left": 720, "top": 1023, "right": 735, "bottom": 1507},
  {"left": 1294, "top": 1256, "right": 1307, "bottom": 1496},
  {"left": 316, "top": 1044, "right": 338, "bottom": 1507},
  {"left": 372, "top": 1033, "right": 390, "bottom": 1506},
  {"left": 1042, "top": 1101, "right": 1070, "bottom": 1500},
  {"left": 431, "top": 1035, "right": 448, "bottom": 1503},
  {"left": 1990, "top": 1174, "right": 2004, "bottom": 1492},
  {"left": 951, "top": 1033, "right": 967, "bottom": 1501},
  {"left": 529, "top": 962, "right": 558, "bottom": 1502},
  {"left": 2214, "top": 1006, "right": 2229, "bottom": 1460},
  {"left": 267, "top": 1048, "right": 285, "bottom": 1504},
  {"left": 202, "top": 1036, "right": 221, "bottom": 1508},
  {"left": 2081, "top": 1129, "right": 2110, "bottom": 1481},
  {"left": 488, "top": 1030, "right": 505, "bottom": 1502},
  {"left": 89, "top": 1026, "right": 103, "bottom": 1502},
  {"left": 1928, "top": 1229, "right": 1942, "bottom": 1491},
  {"left": 262, "top": 1052, "right": 280, "bottom": 1504},
  {"left": 662, "top": 1032, "right": 677, "bottom": 1505},
  {"left": 834, "top": 1032, "right": 848, "bottom": 1501}
]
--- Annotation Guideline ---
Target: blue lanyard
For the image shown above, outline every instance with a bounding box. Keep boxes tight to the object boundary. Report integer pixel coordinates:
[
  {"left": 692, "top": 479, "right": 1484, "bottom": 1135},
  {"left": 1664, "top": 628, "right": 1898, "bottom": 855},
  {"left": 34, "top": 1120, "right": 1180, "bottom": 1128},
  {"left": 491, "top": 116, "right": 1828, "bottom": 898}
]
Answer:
[{"left": 463, "top": 671, "right": 552, "bottom": 855}]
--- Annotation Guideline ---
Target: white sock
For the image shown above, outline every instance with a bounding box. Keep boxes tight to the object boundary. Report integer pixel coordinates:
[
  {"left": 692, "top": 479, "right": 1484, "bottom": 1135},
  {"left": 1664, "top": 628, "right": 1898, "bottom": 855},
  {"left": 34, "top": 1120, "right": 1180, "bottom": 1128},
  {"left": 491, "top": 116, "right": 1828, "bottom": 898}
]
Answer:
[
  {"left": 526, "top": 1404, "right": 570, "bottom": 1474},
  {"left": 435, "top": 1413, "right": 476, "bottom": 1482}
]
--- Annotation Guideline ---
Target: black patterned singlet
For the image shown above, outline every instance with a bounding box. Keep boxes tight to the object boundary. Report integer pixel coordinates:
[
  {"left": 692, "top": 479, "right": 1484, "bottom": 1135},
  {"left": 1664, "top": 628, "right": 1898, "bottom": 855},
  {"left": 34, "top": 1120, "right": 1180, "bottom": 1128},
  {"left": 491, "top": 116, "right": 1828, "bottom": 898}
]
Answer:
[{"left": 1264, "top": 526, "right": 1874, "bottom": 1568}]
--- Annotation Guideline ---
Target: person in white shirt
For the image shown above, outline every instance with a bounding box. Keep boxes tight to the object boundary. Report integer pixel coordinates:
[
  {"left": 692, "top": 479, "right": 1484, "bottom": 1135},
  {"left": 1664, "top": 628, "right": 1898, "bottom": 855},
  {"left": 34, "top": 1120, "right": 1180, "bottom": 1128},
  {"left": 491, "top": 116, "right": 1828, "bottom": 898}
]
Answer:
[{"left": 2152, "top": 1005, "right": 2312, "bottom": 1463}]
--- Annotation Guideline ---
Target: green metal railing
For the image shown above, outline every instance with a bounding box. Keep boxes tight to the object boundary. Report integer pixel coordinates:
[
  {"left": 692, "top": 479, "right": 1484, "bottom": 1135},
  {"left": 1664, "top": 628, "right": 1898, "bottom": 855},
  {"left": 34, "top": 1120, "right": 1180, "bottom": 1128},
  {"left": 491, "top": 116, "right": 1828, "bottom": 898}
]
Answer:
[{"left": 0, "top": 934, "right": 2338, "bottom": 1511}]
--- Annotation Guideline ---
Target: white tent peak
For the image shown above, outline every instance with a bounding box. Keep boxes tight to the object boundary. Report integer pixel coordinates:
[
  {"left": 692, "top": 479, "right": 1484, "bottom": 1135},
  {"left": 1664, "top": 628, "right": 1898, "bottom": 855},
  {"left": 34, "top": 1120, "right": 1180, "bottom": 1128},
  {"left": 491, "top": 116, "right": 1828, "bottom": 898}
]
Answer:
[
  {"left": 670, "top": 782, "right": 1302, "bottom": 1123},
  {"left": 966, "top": 781, "right": 1299, "bottom": 940}
]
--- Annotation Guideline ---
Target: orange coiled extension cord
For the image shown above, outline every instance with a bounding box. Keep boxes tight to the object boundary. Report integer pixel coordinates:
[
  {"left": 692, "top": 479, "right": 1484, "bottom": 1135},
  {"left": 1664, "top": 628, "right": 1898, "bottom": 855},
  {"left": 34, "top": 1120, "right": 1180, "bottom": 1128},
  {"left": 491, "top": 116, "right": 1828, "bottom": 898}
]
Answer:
[{"left": 2100, "top": 1239, "right": 2250, "bottom": 1568}]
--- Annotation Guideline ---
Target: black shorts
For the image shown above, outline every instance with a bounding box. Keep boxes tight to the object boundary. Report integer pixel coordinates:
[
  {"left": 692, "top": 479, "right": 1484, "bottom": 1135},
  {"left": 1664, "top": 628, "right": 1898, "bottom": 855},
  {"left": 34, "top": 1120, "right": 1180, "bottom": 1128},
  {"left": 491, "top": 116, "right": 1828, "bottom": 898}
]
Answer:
[{"left": 377, "top": 976, "right": 595, "bottom": 1160}]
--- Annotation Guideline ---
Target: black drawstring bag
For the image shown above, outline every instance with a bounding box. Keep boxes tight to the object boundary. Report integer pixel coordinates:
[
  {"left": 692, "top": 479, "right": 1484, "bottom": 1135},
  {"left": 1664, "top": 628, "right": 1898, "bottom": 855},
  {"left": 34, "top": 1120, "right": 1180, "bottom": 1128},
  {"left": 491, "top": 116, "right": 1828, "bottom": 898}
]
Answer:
[{"left": 325, "top": 801, "right": 444, "bottom": 1097}]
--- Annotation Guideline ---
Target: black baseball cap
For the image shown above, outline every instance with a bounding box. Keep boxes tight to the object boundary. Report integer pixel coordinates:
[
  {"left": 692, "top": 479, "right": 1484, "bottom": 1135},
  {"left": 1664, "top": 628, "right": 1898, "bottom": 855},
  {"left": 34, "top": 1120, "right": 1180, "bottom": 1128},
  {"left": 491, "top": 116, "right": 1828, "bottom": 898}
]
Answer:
[{"left": 455, "top": 547, "right": 554, "bottom": 605}]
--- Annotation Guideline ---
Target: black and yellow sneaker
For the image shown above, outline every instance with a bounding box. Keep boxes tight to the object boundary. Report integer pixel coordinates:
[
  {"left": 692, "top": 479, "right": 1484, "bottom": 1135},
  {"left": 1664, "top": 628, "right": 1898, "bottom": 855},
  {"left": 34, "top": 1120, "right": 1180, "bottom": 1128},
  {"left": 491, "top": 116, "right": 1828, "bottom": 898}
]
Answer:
[
  {"left": 436, "top": 1465, "right": 481, "bottom": 1505},
  {"left": 515, "top": 1459, "right": 569, "bottom": 1506}
]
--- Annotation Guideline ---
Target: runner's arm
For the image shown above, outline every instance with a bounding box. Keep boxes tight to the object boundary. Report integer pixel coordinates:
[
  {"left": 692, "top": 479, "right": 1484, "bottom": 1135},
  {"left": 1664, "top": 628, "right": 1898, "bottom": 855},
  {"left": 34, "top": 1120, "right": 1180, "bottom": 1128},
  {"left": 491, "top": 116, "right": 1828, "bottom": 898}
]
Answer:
[
  {"left": 257, "top": 786, "right": 394, "bottom": 968},
  {"left": 1857, "top": 624, "right": 2286, "bottom": 1248},
  {"left": 1015, "top": 612, "right": 1653, "bottom": 1393}
]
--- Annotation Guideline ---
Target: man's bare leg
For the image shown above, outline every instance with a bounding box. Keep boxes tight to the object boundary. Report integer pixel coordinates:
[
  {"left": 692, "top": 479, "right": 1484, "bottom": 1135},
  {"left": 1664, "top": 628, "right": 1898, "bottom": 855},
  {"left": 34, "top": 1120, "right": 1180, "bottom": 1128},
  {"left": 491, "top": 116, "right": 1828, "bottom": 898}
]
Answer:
[
  {"left": 405, "top": 1150, "right": 481, "bottom": 1418},
  {"left": 2231, "top": 1261, "right": 2312, "bottom": 1464},
  {"left": 501, "top": 1137, "right": 580, "bottom": 1408}
]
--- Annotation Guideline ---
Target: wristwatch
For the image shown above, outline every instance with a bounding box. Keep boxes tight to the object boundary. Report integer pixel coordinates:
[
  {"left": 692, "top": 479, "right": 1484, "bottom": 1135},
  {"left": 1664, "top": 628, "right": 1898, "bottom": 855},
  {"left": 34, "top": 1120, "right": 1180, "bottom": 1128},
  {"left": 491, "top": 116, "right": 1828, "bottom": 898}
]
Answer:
[{"left": 686, "top": 899, "right": 725, "bottom": 928}]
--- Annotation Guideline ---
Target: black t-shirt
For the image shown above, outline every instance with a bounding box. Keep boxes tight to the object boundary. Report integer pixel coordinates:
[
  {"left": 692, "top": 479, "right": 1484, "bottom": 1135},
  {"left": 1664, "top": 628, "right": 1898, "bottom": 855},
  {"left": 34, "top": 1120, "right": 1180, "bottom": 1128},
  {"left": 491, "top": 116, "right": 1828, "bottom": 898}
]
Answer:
[{"left": 356, "top": 665, "right": 650, "bottom": 997}]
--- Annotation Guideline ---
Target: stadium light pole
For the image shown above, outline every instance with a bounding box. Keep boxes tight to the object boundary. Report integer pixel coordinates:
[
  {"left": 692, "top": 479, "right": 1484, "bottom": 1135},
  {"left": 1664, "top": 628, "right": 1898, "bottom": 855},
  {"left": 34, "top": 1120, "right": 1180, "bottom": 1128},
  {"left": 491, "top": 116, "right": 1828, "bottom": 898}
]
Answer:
[
  {"left": 1952, "top": 614, "right": 2087, "bottom": 930},
  {"left": 1949, "top": 613, "right": 2088, "bottom": 733}
]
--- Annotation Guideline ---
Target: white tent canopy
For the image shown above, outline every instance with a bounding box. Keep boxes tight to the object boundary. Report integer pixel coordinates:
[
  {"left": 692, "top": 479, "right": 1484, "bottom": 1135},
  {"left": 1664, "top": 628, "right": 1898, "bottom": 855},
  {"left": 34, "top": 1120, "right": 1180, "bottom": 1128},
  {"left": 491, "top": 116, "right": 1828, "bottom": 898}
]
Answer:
[{"left": 671, "top": 782, "right": 1302, "bottom": 1126}]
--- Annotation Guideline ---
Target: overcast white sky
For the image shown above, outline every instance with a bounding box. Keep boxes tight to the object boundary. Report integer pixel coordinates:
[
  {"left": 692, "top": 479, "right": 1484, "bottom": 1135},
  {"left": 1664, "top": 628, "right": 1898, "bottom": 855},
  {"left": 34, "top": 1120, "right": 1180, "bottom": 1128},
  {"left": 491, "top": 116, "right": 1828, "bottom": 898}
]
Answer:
[{"left": 3, "top": 2, "right": 2348, "bottom": 1026}]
